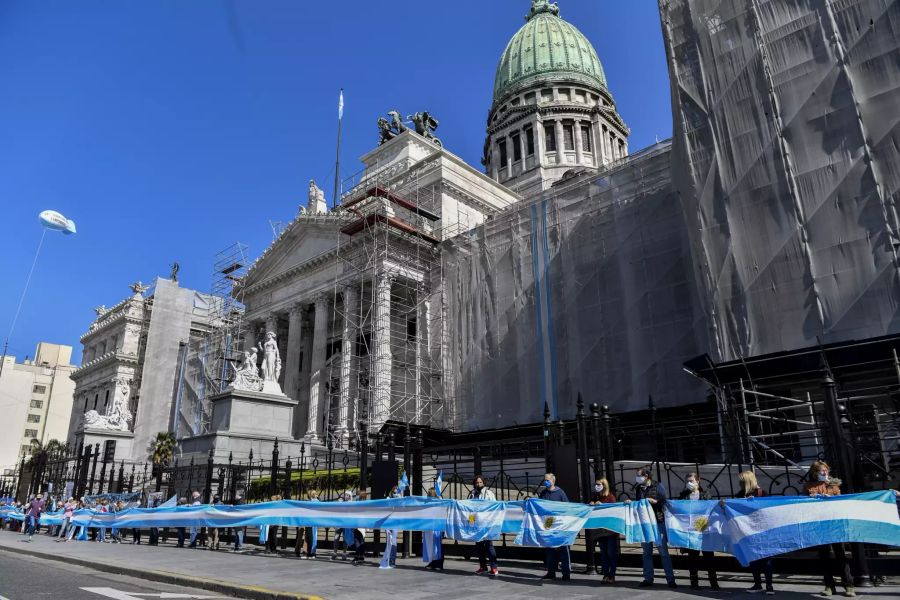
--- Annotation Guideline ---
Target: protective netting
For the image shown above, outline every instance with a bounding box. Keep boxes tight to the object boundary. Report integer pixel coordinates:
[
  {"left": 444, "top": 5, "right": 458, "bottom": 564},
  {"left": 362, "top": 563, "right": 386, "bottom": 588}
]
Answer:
[
  {"left": 661, "top": 0, "right": 900, "bottom": 363},
  {"left": 443, "top": 142, "right": 707, "bottom": 429}
]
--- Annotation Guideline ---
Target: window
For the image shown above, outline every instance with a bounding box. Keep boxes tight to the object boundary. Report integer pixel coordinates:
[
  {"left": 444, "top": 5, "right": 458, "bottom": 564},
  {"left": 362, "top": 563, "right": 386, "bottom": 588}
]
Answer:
[
  {"left": 541, "top": 88, "right": 553, "bottom": 102},
  {"left": 24, "top": 429, "right": 37, "bottom": 438},
  {"left": 499, "top": 139, "right": 508, "bottom": 168},
  {"left": 27, "top": 414, "right": 41, "bottom": 423},
  {"left": 544, "top": 125, "right": 557, "bottom": 152},
  {"left": 559, "top": 88, "right": 570, "bottom": 101},
  {"left": 512, "top": 133, "right": 522, "bottom": 162},
  {"left": 29, "top": 399, "right": 43, "bottom": 409},
  {"left": 103, "top": 440, "right": 117, "bottom": 462},
  {"left": 32, "top": 384, "right": 47, "bottom": 394},
  {"left": 104, "top": 389, "right": 110, "bottom": 410},
  {"left": 83, "top": 397, "right": 88, "bottom": 412},
  {"left": 563, "top": 123, "right": 575, "bottom": 151},
  {"left": 511, "top": 97, "right": 520, "bottom": 106},
  {"left": 575, "top": 90, "right": 586, "bottom": 102},
  {"left": 525, "top": 127, "right": 535, "bottom": 155},
  {"left": 93, "top": 394, "right": 98, "bottom": 410},
  {"left": 524, "top": 92, "right": 536, "bottom": 104},
  {"left": 582, "top": 125, "right": 593, "bottom": 152}
]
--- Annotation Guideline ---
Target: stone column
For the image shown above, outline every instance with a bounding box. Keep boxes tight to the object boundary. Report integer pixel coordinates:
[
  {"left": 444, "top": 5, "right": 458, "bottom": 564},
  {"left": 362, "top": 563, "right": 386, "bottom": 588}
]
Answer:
[
  {"left": 592, "top": 118, "right": 603, "bottom": 165},
  {"left": 305, "top": 294, "right": 330, "bottom": 443},
  {"left": 555, "top": 120, "right": 565, "bottom": 164},
  {"left": 535, "top": 118, "right": 546, "bottom": 168},
  {"left": 283, "top": 303, "right": 305, "bottom": 403},
  {"left": 372, "top": 274, "right": 394, "bottom": 431},
  {"left": 574, "top": 119, "right": 584, "bottom": 165},
  {"left": 415, "top": 286, "right": 431, "bottom": 422},
  {"left": 505, "top": 137, "right": 514, "bottom": 179},
  {"left": 338, "top": 285, "right": 358, "bottom": 447},
  {"left": 491, "top": 139, "right": 500, "bottom": 181}
]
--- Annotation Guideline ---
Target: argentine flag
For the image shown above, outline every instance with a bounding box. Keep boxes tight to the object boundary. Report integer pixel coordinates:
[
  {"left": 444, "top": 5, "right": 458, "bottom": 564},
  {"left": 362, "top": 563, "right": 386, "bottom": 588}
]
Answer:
[
  {"left": 422, "top": 530, "right": 442, "bottom": 563},
  {"left": 514, "top": 499, "right": 593, "bottom": 547},
  {"left": 435, "top": 470, "right": 443, "bottom": 497},
  {"left": 398, "top": 471, "right": 409, "bottom": 495},
  {"left": 445, "top": 500, "right": 506, "bottom": 541},
  {"left": 664, "top": 498, "right": 730, "bottom": 553}
]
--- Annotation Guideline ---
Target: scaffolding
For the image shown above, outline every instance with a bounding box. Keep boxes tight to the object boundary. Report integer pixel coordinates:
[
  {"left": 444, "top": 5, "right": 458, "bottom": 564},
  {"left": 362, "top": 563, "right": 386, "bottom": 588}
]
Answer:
[
  {"left": 323, "top": 157, "right": 455, "bottom": 445},
  {"left": 174, "top": 243, "right": 249, "bottom": 437}
]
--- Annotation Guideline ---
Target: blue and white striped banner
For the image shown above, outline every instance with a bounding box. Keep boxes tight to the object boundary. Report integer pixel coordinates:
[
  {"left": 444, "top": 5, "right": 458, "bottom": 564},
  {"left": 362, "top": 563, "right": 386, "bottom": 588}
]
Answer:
[
  {"left": 445, "top": 500, "right": 506, "bottom": 541},
  {"left": 514, "top": 499, "right": 594, "bottom": 547},
  {"left": 665, "top": 490, "right": 900, "bottom": 565}
]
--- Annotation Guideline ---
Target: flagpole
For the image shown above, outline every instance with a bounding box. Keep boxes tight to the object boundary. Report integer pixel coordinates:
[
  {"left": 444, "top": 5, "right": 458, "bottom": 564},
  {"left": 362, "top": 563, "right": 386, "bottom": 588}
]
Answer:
[{"left": 332, "top": 88, "right": 343, "bottom": 208}]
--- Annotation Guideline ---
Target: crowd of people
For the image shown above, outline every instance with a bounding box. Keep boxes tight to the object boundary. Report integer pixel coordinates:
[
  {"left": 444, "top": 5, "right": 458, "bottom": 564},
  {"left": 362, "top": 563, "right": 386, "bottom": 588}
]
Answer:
[{"left": 2, "top": 462, "right": 898, "bottom": 596}]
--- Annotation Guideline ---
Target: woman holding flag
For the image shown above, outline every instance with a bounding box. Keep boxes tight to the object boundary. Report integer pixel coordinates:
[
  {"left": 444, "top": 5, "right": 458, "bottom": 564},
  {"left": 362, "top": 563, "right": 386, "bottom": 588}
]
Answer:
[
  {"left": 678, "top": 473, "right": 719, "bottom": 591},
  {"left": 804, "top": 462, "right": 855, "bottom": 598},
  {"left": 468, "top": 474, "right": 499, "bottom": 577}
]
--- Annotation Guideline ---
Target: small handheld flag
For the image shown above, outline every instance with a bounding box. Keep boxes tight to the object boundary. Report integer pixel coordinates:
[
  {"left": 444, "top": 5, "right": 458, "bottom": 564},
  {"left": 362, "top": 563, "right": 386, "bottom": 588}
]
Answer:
[
  {"left": 435, "top": 470, "right": 443, "bottom": 497},
  {"left": 398, "top": 471, "right": 409, "bottom": 495}
]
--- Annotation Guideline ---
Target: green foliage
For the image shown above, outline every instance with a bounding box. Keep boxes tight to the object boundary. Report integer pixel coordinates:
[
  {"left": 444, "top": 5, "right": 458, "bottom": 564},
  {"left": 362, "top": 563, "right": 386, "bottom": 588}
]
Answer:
[
  {"left": 247, "top": 467, "right": 362, "bottom": 500},
  {"left": 148, "top": 432, "right": 177, "bottom": 465}
]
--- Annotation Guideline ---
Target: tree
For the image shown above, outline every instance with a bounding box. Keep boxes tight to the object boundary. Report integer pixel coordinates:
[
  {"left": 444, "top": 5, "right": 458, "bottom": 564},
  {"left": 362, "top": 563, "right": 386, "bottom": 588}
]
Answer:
[
  {"left": 26, "top": 438, "right": 68, "bottom": 467},
  {"left": 148, "top": 432, "right": 177, "bottom": 466}
]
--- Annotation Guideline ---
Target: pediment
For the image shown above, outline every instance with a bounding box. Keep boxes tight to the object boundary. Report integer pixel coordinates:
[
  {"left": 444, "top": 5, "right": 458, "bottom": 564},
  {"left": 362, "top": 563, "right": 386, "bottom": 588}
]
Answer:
[{"left": 244, "top": 219, "right": 344, "bottom": 287}]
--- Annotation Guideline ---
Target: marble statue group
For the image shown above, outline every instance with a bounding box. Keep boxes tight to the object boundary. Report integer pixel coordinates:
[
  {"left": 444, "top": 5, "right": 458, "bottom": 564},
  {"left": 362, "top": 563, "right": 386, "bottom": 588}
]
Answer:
[{"left": 231, "top": 331, "right": 283, "bottom": 395}]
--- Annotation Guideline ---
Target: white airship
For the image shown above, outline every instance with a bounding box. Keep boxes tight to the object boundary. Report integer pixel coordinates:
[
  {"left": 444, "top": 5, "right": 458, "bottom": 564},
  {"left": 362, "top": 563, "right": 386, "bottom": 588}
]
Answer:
[{"left": 38, "top": 210, "right": 77, "bottom": 235}]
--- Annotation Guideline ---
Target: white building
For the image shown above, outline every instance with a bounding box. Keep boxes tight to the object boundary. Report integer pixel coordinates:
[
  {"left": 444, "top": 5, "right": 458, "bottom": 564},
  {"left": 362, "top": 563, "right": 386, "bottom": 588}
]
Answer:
[{"left": 0, "top": 343, "right": 77, "bottom": 475}]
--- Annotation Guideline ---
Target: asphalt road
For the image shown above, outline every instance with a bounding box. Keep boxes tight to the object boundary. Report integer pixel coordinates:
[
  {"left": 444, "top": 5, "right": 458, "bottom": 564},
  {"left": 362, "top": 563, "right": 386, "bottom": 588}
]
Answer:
[{"left": 0, "top": 552, "right": 244, "bottom": 600}]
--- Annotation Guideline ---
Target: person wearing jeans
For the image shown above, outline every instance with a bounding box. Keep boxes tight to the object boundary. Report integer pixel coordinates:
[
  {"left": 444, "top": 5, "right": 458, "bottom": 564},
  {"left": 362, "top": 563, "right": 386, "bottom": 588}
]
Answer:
[
  {"left": 24, "top": 493, "right": 45, "bottom": 542},
  {"left": 627, "top": 467, "right": 676, "bottom": 588},
  {"left": 468, "top": 475, "right": 499, "bottom": 577}
]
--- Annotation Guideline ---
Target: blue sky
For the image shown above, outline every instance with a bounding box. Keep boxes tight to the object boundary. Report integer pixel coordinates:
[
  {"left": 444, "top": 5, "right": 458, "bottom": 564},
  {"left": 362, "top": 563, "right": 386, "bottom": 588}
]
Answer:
[{"left": 0, "top": 1, "right": 672, "bottom": 365}]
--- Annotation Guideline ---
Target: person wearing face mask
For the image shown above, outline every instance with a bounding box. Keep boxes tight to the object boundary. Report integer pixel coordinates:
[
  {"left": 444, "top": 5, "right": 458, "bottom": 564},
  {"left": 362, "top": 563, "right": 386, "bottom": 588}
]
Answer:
[
  {"left": 626, "top": 466, "right": 677, "bottom": 588},
  {"left": 678, "top": 473, "right": 719, "bottom": 591},
  {"left": 804, "top": 461, "right": 854, "bottom": 597},
  {"left": 588, "top": 477, "right": 618, "bottom": 584},
  {"left": 468, "top": 475, "right": 498, "bottom": 576},
  {"left": 538, "top": 473, "right": 572, "bottom": 581}
]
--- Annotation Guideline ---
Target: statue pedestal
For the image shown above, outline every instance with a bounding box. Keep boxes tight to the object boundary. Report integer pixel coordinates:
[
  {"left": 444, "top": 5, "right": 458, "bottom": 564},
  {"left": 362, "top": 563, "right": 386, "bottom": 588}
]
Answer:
[
  {"left": 178, "top": 387, "right": 300, "bottom": 463},
  {"left": 75, "top": 427, "right": 135, "bottom": 463},
  {"left": 209, "top": 387, "right": 297, "bottom": 438}
]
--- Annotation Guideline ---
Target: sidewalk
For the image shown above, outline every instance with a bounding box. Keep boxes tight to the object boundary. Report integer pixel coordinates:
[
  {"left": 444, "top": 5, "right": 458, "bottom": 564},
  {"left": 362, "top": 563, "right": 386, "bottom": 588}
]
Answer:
[{"left": 0, "top": 531, "right": 897, "bottom": 600}]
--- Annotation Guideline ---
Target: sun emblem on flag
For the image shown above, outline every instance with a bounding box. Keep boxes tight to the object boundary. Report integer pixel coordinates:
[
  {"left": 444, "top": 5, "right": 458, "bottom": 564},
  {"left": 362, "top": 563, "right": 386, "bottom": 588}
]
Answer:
[
  {"left": 543, "top": 516, "right": 556, "bottom": 529},
  {"left": 468, "top": 513, "right": 477, "bottom": 525},
  {"left": 693, "top": 516, "right": 710, "bottom": 532}
]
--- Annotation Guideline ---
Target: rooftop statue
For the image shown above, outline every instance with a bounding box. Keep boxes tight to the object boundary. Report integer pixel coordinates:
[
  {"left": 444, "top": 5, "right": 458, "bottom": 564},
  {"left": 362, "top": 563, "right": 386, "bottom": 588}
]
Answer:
[
  {"left": 409, "top": 111, "right": 442, "bottom": 147},
  {"left": 378, "top": 110, "right": 409, "bottom": 145},
  {"left": 527, "top": 0, "right": 560, "bottom": 20},
  {"left": 308, "top": 179, "right": 328, "bottom": 214}
]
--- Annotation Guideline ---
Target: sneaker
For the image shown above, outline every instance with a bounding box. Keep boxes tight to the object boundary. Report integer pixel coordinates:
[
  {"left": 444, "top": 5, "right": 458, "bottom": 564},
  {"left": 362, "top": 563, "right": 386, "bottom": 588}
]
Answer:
[
  {"left": 844, "top": 589, "right": 856, "bottom": 598},
  {"left": 692, "top": 584, "right": 703, "bottom": 591},
  {"left": 668, "top": 582, "right": 678, "bottom": 589},
  {"left": 822, "top": 588, "right": 834, "bottom": 597},
  {"left": 541, "top": 573, "right": 557, "bottom": 580},
  {"left": 639, "top": 581, "right": 654, "bottom": 588},
  {"left": 766, "top": 587, "right": 776, "bottom": 596},
  {"left": 490, "top": 567, "right": 499, "bottom": 577},
  {"left": 748, "top": 585, "right": 765, "bottom": 594},
  {"left": 475, "top": 567, "right": 487, "bottom": 575}
]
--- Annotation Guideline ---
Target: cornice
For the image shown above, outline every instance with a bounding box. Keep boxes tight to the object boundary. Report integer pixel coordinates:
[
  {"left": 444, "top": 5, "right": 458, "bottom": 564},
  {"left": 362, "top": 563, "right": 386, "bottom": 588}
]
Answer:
[
  {"left": 488, "top": 103, "right": 629, "bottom": 137},
  {"left": 71, "top": 352, "right": 140, "bottom": 381}
]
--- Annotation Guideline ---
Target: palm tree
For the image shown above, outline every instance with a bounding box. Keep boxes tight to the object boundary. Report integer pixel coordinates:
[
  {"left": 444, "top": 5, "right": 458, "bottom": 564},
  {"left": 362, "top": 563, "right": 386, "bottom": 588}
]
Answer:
[
  {"left": 148, "top": 432, "right": 177, "bottom": 466},
  {"left": 26, "top": 438, "right": 68, "bottom": 466}
]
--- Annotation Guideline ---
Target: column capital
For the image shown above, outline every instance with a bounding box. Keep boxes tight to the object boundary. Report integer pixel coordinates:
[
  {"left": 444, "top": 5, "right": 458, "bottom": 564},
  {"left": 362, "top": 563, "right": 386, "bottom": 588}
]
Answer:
[
  {"left": 289, "top": 302, "right": 306, "bottom": 317},
  {"left": 313, "top": 292, "right": 332, "bottom": 307}
]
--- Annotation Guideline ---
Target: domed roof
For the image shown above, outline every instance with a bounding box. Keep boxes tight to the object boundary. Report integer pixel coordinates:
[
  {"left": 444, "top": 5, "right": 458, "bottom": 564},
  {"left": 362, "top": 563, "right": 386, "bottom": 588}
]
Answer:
[{"left": 493, "top": 1, "right": 607, "bottom": 108}]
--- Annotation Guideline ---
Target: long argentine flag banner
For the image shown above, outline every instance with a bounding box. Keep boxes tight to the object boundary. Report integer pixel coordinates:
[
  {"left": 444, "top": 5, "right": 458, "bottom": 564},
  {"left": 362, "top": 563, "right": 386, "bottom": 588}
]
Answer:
[{"left": 665, "top": 490, "right": 900, "bottom": 566}]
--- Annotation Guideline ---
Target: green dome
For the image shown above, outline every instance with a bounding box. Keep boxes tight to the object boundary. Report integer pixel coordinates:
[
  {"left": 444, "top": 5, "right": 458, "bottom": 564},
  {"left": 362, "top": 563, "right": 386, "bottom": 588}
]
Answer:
[{"left": 493, "top": 1, "right": 607, "bottom": 107}]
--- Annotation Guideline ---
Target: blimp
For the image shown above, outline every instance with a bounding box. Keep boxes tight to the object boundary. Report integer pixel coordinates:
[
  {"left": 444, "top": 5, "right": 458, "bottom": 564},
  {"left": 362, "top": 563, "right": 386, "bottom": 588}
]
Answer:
[{"left": 38, "top": 210, "right": 77, "bottom": 235}]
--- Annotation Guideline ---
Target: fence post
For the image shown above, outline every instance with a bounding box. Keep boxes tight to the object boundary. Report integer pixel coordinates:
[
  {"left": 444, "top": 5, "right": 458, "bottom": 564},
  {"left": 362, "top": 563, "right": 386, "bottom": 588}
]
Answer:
[
  {"left": 270, "top": 439, "right": 279, "bottom": 499},
  {"left": 204, "top": 448, "right": 214, "bottom": 503},
  {"left": 88, "top": 443, "right": 100, "bottom": 495},
  {"left": 358, "top": 421, "right": 368, "bottom": 494},
  {"left": 575, "top": 393, "right": 591, "bottom": 502},
  {"left": 601, "top": 405, "right": 616, "bottom": 493},
  {"left": 473, "top": 445, "right": 483, "bottom": 478},
  {"left": 649, "top": 396, "right": 662, "bottom": 482},
  {"left": 15, "top": 453, "right": 26, "bottom": 501},
  {"left": 128, "top": 464, "right": 135, "bottom": 493},
  {"left": 283, "top": 459, "right": 293, "bottom": 499},
  {"left": 590, "top": 403, "right": 602, "bottom": 478},
  {"left": 227, "top": 452, "right": 234, "bottom": 501},
  {"left": 543, "top": 401, "right": 553, "bottom": 473},
  {"left": 117, "top": 461, "right": 126, "bottom": 493},
  {"left": 298, "top": 444, "right": 306, "bottom": 499}
]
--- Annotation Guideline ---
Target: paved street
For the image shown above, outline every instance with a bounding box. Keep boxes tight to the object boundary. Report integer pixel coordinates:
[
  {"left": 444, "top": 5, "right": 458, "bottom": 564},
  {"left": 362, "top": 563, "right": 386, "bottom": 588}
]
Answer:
[
  {"left": 0, "top": 552, "right": 243, "bottom": 600},
  {"left": 1, "top": 532, "right": 898, "bottom": 600}
]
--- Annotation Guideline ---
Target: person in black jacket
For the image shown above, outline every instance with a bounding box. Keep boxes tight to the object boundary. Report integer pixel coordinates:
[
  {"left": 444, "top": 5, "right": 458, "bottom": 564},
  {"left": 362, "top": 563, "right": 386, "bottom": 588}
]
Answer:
[
  {"left": 678, "top": 473, "right": 719, "bottom": 591},
  {"left": 538, "top": 473, "right": 571, "bottom": 581}
]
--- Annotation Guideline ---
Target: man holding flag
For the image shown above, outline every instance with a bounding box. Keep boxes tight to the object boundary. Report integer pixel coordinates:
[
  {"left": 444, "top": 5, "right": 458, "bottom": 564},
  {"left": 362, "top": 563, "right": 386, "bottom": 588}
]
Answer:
[{"left": 538, "top": 473, "right": 572, "bottom": 581}]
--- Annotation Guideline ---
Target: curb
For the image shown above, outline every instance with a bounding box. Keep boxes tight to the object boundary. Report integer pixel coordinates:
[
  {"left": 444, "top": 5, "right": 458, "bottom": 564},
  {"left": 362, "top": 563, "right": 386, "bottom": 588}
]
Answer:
[{"left": 0, "top": 543, "right": 325, "bottom": 600}]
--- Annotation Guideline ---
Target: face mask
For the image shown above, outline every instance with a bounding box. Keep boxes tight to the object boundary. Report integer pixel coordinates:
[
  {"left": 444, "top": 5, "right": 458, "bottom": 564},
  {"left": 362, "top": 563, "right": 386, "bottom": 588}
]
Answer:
[
  {"left": 687, "top": 481, "right": 697, "bottom": 490},
  {"left": 594, "top": 484, "right": 604, "bottom": 493},
  {"left": 474, "top": 483, "right": 483, "bottom": 489},
  {"left": 635, "top": 475, "right": 646, "bottom": 486},
  {"left": 817, "top": 473, "right": 828, "bottom": 482},
  {"left": 543, "top": 480, "right": 552, "bottom": 488}
]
